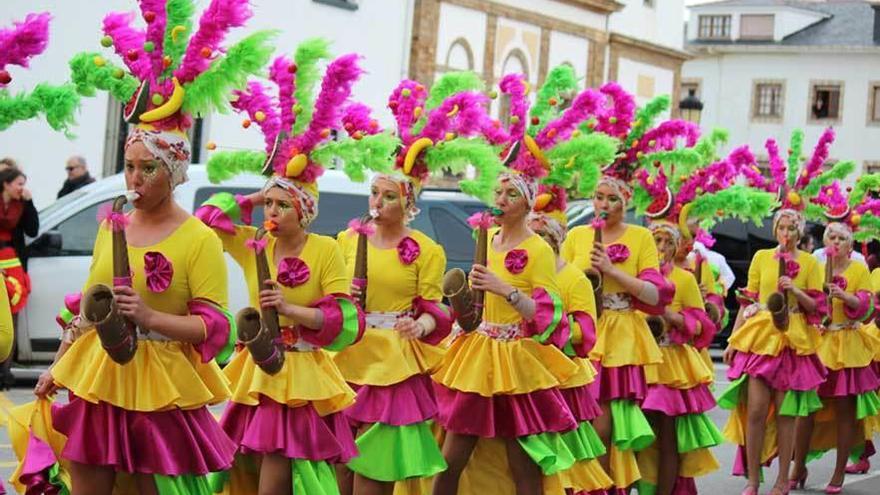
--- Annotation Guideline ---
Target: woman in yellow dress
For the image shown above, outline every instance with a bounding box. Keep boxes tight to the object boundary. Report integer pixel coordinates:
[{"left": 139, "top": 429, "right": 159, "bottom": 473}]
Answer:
[
  {"left": 788, "top": 220, "right": 880, "bottom": 493},
  {"left": 11, "top": 2, "right": 275, "bottom": 492},
  {"left": 196, "top": 41, "right": 373, "bottom": 494},
  {"left": 430, "top": 169, "right": 574, "bottom": 495}
]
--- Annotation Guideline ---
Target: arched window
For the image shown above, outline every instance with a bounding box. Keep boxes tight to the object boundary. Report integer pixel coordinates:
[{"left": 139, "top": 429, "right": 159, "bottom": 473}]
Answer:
[{"left": 444, "top": 38, "right": 474, "bottom": 72}]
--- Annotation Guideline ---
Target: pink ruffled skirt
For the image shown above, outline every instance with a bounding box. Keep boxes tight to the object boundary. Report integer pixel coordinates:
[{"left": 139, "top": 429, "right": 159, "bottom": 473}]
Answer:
[
  {"left": 588, "top": 362, "right": 648, "bottom": 403},
  {"left": 54, "top": 396, "right": 235, "bottom": 475},
  {"left": 219, "top": 397, "right": 357, "bottom": 463},
  {"left": 345, "top": 374, "right": 437, "bottom": 427},
  {"left": 727, "top": 348, "right": 827, "bottom": 392},
  {"left": 642, "top": 384, "right": 716, "bottom": 417},
  {"left": 818, "top": 365, "right": 880, "bottom": 398},
  {"left": 434, "top": 384, "right": 576, "bottom": 438}
]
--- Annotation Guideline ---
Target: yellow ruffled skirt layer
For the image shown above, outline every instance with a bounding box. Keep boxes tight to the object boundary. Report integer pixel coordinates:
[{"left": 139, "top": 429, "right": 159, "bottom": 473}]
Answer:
[
  {"left": 225, "top": 348, "right": 355, "bottom": 416},
  {"left": 727, "top": 310, "right": 821, "bottom": 357},
  {"left": 816, "top": 326, "right": 880, "bottom": 370},
  {"left": 699, "top": 348, "right": 714, "bottom": 380},
  {"left": 644, "top": 344, "right": 714, "bottom": 389},
  {"left": 589, "top": 310, "right": 663, "bottom": 367},
  {"left": 722, "top": 398, "right": 778, "bottom": 463},
  {"left": 636, "top": 441, "right": 720, "bottom": 483},
  {"left": 431, "top": 332, "right": 577, "bottom": 396},
  {"left": 8, "top": 400, "right": 70, "bottom": 494},
  {"left": 332, "top": 327, "right": 445, "bottom": 386},
  {"left": 560, "top": 357, "right": 598, "bottom": 390},
  {"left": 52, "top": 330, "right": 230, "bottom": 412}
]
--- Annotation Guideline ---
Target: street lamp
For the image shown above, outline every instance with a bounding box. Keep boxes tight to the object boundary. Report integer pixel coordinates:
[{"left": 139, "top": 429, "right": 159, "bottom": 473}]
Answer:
[{"left": 679, "top": 89, "right": 704, "bottom": 124}]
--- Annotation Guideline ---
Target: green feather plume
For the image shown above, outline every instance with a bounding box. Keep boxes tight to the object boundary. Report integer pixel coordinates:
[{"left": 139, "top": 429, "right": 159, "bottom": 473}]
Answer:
[
  {"left": 640, "top": 149, "right": 703, "bottom": 186},
  {"left": 162, "top": 0, "right": 195, "bottom": 76},
  {"left": 786, "top": 129, "right": 804, "bottom": 187},
  {"left": 69, "top": 52, "right": 138, "bottom": 102},
  {"left": 855, "top": 213, "right": 880, "bottom": 242},
  {"left": 848, "top": 174, "right": 880, "bottom": 207},
  {"left": 632, "top": 187, "right": 654, "bottom": 216},
  {"left": 310, "top": 133, "right": 397, "bottom": 182},
  {"left": 424, "top": 71, "right": 483, "bottom": 112},
  {"left": 292, "top": 38, "right": 331, "bottom": 135},
  {"left": 182, "top": 30, "right": 276, "bottom": 117},
  {"left": 529, "top": 65, "right": 578, "bottom": 136},
  {"left": 544, "top": 134, "right": 619, "bottom": 197},
  {"left": 423, "top": 138, "right": 504, "bottom": 204},
  {"left": 803, "top": 203, "right": 825, "bottom": 221},
  {"left": 693, "top": 128, "right": 729, "bottom": 166},
  {"left": 625, "top": 95, "right": 669, "bottom": 148},
  {"left": 800, "top": 160, "right": 856, "bottom": 199},
  {"left": 0, "top": 83, "right": 80, "bottom": 137},
  {"left": 205, "top": 150, "right": 266, "bottom": 184},
  {"left": 688, "top": 185, "right": 777, "bottom": 230}
]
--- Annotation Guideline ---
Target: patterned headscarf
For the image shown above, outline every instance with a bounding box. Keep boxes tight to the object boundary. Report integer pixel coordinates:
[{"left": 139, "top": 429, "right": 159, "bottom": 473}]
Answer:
[
  {"left": 528, "top": 212, "right": 566, "bottom": 252},
  {"left": 597, "top": 175, "right": 633, "bottom": 209},
  {"left": 823, "top": 221, "right": 853, "bottom": 246},
  {"left": 500, "top": 171, "right": 538, "bottom": 208},
  {"left": 125, "top": 127, "right": 191, "bottom": 187},
  {"left": 649, "top": 221, "right": 682, "bottom": 244},
  {"left": 773, "top": 208, "right": 806, "bottom": 239},
  {"left": 372, "top": 174, "right": 420, "bottom": 224},
  {"left": 263, "top": 176, "right": 319, "bottom": 228}
]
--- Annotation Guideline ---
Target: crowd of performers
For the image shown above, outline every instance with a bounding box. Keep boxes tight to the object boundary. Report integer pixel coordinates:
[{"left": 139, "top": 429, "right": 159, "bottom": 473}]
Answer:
[{"left": 3, "top": 2, "right": 880, "bottom": 495}]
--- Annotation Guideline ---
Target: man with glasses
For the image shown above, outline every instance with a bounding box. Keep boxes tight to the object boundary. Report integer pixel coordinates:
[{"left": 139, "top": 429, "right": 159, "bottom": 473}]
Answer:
[{"left": 57, "top": 155, "right": 95, "bottom": 198}]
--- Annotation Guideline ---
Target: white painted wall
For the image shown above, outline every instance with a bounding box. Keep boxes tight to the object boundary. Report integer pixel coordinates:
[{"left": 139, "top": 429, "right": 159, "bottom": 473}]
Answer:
[
  {"left": 493, "top": 17, "right": 542, "bottom": 84},
  {"left": 610, "top": 0, "right": 686, "bottom": 51},
  {"left": 547, "top": 31, "right": 590, "bottom": 84},
  {"left": 493, "top": 0, "right": 607, "bottom": 32},
  {"left": 682, "top": 51, "right": 880, "bottom": 176},
  {"left": 0, "top": 0, "right": 413, "bottom": 208},
  {"left": 616, "top": 57, "right": 675, "bottom": 112},
  {"left": 436, "top": 3, "right": 487, "bottom": 71}
]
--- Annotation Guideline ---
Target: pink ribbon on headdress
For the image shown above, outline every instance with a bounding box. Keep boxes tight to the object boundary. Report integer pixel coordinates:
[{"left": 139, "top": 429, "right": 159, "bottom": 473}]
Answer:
[
  {"left": 97, "top": 203, "right": 129, "bottom": 232},
  {"left": 348, "top": 217, "right": 375, "bottom": 236},
  {"left": 467, "top": 211, "right": 496, "bottom": 230},
  {"left": 246, "top": 238, "right": 268, "bottom": 254}
]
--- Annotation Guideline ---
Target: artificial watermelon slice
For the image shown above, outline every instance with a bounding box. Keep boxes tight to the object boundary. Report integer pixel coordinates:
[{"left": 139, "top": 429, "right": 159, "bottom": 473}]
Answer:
[
  {"left": 645, "top": 186, "right": 673, "bottom": 219},
  {"left": 123, "top": 80, "right": 150, "bottom": 124}
]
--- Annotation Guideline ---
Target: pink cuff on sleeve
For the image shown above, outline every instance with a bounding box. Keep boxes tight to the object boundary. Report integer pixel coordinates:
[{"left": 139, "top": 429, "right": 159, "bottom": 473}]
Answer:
[
  {"left": 188, "top": 299, "right": 231, "bottom": 363},
  {"left": 631, "top": 268, "right": 674, "bottom": 315},
  {"left": 522, "top": 288, "right": 569, "bottom": 349},
  {"left": 234, "top": 194, "right": 254, "bottom": 226},
  {"left": 300, "top": 294, "right": 366, "bottom": 350},
  {"left": 802, "top": 289, "right": 828, "bottom": 326},
  {"left": 679, "top": 307, "right": 718, "bottom": 348},
  {"left": 412, "top": 297, "right": 453, "bottom": 345},
  {"left": 735, "top": 289, "right": 758, "bottom": 308},
  {"left": 569, "top": 310, "right": 596, "bottom": 358},
  {"left": 194, "top": 205, "right": 236, "bottom": 235},
  {"left": 844, "top": 290, "right": 874, "bottom": 322}
]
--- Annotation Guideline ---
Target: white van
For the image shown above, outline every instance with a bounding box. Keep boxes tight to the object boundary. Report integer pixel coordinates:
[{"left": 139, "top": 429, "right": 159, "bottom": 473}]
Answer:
[{"left": 16, "top": 166, "right": 482, "bottom": 368}]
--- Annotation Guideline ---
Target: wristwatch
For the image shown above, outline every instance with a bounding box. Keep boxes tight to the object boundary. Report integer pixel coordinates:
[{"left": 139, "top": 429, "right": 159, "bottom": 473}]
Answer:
[{"left": 505, "top": 289, "right": 521, "bottom": 305}]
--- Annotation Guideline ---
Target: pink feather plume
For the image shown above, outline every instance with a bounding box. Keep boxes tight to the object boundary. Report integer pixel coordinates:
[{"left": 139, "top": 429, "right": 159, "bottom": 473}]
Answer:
[
  {"left": 293, "top": 53, "right": 363, "bottom": 154},
  {"left": 342, "top": 103, "right": 381, "bottom": 136},
  {"left": 387, "top": 80, "right": 427, "bottom": 145},
  {"left": 139, "top": 0, "right": 167, "bottom": 76},
  {"left": 627, "top": 120, "right": 699, "bottom": 162},
  {"left": 0, "top": 12, "right": 51, "bottom": 76},
  {"left": 765, "top": 138, "right": 786, "bottom": 192},
  {"left": 499, "top": 74, "right": 528, "bottom": 141},
  {"left": 231, "top": 81, "right": 281, "bottom": 152},
  {"left": 419, "top": 91, "right": 489, "bottom": 143},
  {"left": 795, "top": 127, "right": 836, "bottom": 190},
  {"left": 269, "top": 56, "right": 296, "bottom": 136},
  {"left": 103, "top": 12, "right": 152, "bottom": 81},
  {"left": 595, "top": 82, "right": 636, "bottom": 138},
  {"left": 175, "top": 0, "right": 252, "bottom": 84},
  {"left": 814, "top": 182, "right": 849, "bottom": 216},
  {"left": 535, "top": 88, "right": 604, "bottom": 148}
]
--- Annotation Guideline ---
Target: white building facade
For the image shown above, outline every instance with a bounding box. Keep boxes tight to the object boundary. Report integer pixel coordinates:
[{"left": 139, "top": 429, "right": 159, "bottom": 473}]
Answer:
[
  {"left": 2, "top": 0, "right": 689, "bottom": 207},
  {"left": 682, "top": 0, "right": 880, "bottom": 176}
]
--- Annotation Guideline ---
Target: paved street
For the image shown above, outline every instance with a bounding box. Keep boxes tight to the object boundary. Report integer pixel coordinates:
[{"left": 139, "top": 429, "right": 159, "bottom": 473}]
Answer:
[{"left": 0, "top": 359, "right": 877, "bottom": 494}]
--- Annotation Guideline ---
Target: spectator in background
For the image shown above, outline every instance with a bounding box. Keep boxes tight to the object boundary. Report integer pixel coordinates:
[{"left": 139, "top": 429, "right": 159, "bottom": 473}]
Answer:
[
  {"left": 0, "top": 157, "right": 18, "bottom": 172},
  {"left": 57, "top": 155, "right": 95, "bottom": 198},
  {"left": 798, "top": 233, "right": 816, "bottom": 254},
  {"left": 0, "top": 167, "right": 38, "bottom": 388}
]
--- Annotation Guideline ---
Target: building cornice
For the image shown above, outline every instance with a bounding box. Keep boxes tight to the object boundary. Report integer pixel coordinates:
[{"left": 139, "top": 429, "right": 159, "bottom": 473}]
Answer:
[
  {"left": 557, "top": 0, "right": 624, "bottom": 15},
  {"left": 688, "top": 44, "right": 880, "bottom": 54},
  {"left": 610, "top": 33, "right": 693, "bottom": 62}
]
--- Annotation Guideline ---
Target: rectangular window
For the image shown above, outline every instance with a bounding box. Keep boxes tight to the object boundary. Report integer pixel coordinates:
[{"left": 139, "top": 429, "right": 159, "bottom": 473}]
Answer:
[
  {"left": 740, "top": 14, "right": 774, "bottom": 40},
  {"left": 753, "top": 83, "right": 783, "bottom": 118},
  {"left": 866, "top": 161, "right": 880, "bottom": 175},
  {"left": 698, "top": 15, "right": 731, "bottom": 39},
  {"left": 810, "top": 83, "right": 843, "bottom": 121},
  {"left": 871, "top": 85, "right": 880, "bottom": 123}
]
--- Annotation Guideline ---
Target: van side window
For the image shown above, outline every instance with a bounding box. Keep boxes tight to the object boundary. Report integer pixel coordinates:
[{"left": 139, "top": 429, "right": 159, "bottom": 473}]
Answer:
[
  {"left": 310, "top": 192, "right": 365, "bottom": 236},
  {"left": 429, "top": 207, "right": 474, "bottom": 262},
  {"left": 31, "top": 203, "right": 103, "bottom": 257}
]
